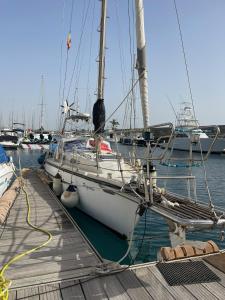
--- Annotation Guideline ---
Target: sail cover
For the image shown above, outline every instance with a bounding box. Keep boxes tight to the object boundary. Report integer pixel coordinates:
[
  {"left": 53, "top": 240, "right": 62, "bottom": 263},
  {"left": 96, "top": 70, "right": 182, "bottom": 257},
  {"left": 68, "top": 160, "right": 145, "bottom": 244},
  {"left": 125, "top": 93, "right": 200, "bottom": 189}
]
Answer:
[
  {"left": 92, "top": 99, "right": 105, "bottom": 133},
  {"left": 0, "top": 146, "right": 10, "bottom": 164}
]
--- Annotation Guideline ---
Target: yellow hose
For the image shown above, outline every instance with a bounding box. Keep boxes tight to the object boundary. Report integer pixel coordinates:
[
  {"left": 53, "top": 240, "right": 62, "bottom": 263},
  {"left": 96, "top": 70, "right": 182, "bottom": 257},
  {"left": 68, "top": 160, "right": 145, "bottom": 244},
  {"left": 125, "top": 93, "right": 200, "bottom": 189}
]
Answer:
[{"left": 0, "top": 178, "right": 53, "bottom": 299}]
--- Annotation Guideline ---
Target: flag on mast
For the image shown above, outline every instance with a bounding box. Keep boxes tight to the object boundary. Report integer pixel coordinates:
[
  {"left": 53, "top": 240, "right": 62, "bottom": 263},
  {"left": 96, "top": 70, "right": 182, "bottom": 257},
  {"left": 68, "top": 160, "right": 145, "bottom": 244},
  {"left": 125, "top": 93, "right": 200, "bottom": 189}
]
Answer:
[{"left": 67, "top": 32, "right": 71, "bottom": 49}]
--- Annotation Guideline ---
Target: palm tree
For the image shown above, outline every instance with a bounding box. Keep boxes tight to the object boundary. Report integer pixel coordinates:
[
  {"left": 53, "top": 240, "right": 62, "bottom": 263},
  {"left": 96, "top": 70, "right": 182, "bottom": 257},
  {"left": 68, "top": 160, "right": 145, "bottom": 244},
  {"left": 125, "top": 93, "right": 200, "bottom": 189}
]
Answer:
[{"left": 110, "top": 119, "right": 119, "bottom": 131}]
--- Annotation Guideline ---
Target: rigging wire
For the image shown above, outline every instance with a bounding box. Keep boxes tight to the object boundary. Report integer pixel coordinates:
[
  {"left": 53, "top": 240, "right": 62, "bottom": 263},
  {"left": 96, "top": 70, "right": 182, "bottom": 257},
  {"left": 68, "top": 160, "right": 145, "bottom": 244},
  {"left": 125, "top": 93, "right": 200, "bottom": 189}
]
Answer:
[
  {"left": 92, "top": 73, "right": 143, "bottom": 136},
  {"left": 58, "top": 0, "right": 66, "bottom": 104},
  {"left": 66, "top": 0, "right": 91, "bottom": 102},
  {"left": 61, "top": 0, "right": 75, "bottom": 103},
  {"left": 85, "top": 0, "right": 96, "bottom": 113},
  {"left": 115, "top": 0, "right": 127, "bottom": 96},
  {"left": 173, "top": 0, "right": 197, "bottom": 122}
]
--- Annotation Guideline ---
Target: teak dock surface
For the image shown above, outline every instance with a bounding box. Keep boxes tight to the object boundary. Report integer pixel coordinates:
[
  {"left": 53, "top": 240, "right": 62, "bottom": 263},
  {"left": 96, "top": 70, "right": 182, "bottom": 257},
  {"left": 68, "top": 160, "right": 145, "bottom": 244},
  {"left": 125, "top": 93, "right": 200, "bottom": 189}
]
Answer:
[{"left": 1, "top": 171, "right": 225, "bottom": 299}]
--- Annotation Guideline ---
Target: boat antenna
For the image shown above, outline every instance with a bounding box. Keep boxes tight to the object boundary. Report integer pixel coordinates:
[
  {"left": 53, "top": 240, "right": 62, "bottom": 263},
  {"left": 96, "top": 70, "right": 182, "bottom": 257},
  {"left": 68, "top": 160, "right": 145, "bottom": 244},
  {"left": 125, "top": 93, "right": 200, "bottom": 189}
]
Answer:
[
  {"left": 135, "top": 0, "right": 149, "bottom": 129},
  {"left": 92, "top": 0, "right": 107, "bottom": 134}
]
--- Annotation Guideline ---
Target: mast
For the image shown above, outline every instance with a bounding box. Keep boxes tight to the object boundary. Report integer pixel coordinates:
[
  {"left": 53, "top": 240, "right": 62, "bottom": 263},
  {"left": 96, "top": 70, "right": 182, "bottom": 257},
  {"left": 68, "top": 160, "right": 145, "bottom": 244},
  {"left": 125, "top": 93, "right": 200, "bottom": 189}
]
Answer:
[
  {"left": 135, "top": 0, "right": 149, "bottom": 129},
  {"left": 39, "top": 75, "right": 44, "bottom": 132},
  {"left": 92, "top": 0, "right": 107, "bottom": 134},
  {"left": 97, "top": 0, "right": 107, "bottom": 100}
]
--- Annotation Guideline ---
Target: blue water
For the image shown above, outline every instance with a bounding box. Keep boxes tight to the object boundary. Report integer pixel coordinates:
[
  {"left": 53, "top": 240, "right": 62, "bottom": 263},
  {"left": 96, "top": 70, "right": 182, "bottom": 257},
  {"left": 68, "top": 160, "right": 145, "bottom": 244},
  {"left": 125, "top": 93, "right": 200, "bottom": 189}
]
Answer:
[{"left": 7, "top": 147, "right": 225, "bottom": 264}]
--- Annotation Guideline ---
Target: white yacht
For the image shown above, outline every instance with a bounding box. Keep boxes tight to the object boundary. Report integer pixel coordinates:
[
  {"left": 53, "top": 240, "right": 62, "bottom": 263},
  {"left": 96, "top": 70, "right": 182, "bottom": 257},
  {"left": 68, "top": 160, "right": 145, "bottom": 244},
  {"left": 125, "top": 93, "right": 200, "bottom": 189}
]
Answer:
[
  {"left": 0, "top": 129, "right": 21, "bottom": 149},
  {"left": 166, "top": 102, "right": 225, "bottom": 153}
]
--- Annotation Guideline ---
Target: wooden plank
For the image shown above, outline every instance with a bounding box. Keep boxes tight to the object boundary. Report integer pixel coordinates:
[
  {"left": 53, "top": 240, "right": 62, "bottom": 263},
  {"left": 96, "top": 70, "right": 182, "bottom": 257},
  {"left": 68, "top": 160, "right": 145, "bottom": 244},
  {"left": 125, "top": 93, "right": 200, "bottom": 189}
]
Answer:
[
  {"left": 8, "top": 289, "right": 17, "bottom": 300},
  {"left": 16, "top": 285, "right": 39, "bottom": 300},
  {"left": 134, "top": 266, "right": 175, "bottom": 300},
  {"left": 99, "top": 275, "right": 130, "bottom": 300},
  {"left": 147, "top": 266, "right": 196, "bottom": 300},
  {"left": 184, "top": 283, "right": 219, "bottom": 300},
  {"left": 0, "top": 227, "right": 76, "bottom": 240},
  {"left": 203, "top": 259, "right": 225, "bottom": 286},
  {"left": 81, "top": 277, "right": 108, "bottom": 300},
  {"left": 2, "top": 249, "right": 96, "bottom": 271},
  {"left": 39, "top": 283, "right": 62, "bottom": 300},
  {"left": 0, "top": 240, "right": 92, "bottom": 262},
  {"left": 116, "top": 270, "right": 153, "bottom": 300},
  {"left": 6, "top": 255, "right": 98, "bottom": 281},
  {"left": 0, "top": 231, "right": 81, "bottom": 247},
  {"left": 201, "top": 282, "right": 225, "bottom": 300},
  {"left": 199, "top": 260, "right": 225, "bottom": 299},
  {"left": 60, "top": 280, "right": 85, "bottom": 300},
  {"left": 11, "top": 267, "right": 95, "bottom": 289}
]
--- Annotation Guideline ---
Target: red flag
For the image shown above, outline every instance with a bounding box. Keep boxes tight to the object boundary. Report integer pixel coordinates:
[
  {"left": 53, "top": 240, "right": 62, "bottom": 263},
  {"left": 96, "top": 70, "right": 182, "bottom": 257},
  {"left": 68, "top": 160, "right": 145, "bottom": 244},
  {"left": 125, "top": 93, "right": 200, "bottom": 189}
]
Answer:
[{"left": 67, "top": 32, "right": 71, "bottom": 49}]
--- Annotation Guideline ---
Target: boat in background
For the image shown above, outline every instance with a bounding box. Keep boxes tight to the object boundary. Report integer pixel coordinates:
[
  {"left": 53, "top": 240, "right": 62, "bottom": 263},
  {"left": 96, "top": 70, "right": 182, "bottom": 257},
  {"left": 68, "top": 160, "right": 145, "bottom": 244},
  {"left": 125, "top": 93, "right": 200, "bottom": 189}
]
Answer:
[
  {"left": 0, "top": 145, "right": 15, "bottom": 197},
  {"left": 0, "top": 128, "right": 21, "bottom": 149},
  {"left": 21, "top": 130, "right": 55, "bottom": 150},
  {"left": 162, "top": 102, "right": 225, "bottom": 153}
]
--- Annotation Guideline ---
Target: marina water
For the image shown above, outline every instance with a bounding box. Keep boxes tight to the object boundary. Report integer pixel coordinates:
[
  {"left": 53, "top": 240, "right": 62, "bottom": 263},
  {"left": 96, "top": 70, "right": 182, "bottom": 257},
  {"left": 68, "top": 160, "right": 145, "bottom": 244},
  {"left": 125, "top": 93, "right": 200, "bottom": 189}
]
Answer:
[{"left": 8, "top": 145, "right": 225, "bottom": 264}]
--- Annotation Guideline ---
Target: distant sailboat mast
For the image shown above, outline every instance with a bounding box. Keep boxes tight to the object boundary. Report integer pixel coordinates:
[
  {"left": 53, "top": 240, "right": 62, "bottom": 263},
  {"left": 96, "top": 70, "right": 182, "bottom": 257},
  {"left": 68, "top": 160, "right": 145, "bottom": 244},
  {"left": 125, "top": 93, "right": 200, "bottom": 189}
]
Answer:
[
  {"left": 39, "top": 75, "right": 45, "bottom": 132},
  {"left": 135, "top": 0, "right": 149, "bottom": 129},
  {"left": 92, "top": 0, "right": 107, "bottom": 134}
]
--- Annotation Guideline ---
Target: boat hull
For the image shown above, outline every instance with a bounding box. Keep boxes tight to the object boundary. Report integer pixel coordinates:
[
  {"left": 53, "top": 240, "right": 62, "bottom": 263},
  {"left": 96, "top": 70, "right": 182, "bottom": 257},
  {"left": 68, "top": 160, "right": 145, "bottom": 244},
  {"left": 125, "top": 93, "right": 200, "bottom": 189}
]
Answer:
[
  {"left": 0, "top": 142, "right": 19, "bottom": 149},
  {"left": 21, "top": 143, "right": 49, "bottom": 150},
  {"left": 164, "top": 137, "right": 225, "bottom": 154},
  {"left": 44, "top": 160, "right": 140, "bottom": 239},
  {"left": 0, "top": 163, "right": 14, "bottom": 197}
]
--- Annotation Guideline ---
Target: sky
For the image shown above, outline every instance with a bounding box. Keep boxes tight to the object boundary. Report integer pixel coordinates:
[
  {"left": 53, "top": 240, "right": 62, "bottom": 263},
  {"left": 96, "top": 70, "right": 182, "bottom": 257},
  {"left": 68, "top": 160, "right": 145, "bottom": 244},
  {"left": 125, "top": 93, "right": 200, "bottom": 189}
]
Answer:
[{"left": 1, "top": 0, "right": 225, "bottom": 130}]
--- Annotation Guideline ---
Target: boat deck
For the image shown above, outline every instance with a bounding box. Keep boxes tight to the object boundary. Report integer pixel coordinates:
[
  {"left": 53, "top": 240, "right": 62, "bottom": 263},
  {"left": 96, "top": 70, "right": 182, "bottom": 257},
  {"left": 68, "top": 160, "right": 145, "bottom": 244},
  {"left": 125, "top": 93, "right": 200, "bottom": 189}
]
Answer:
[{"left": 151, "top": 191, "right": 225, "bottom": 227}]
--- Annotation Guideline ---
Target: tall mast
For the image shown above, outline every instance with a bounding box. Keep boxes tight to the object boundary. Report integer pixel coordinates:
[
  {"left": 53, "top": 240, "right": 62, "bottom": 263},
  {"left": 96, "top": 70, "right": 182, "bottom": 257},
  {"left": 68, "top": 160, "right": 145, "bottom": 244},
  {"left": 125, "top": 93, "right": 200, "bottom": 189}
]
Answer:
[
  {"left": 97, "top": 0, "right": 107, "bottom": 100},
  {"left": 39, "top": 75, "right": 44, "bottom": 132},
  {"left": 92, "top": 0, "right": 107, "bottom": 134},
  {"left": 135, "top": 0, "right": 149, "bottom": 129}
]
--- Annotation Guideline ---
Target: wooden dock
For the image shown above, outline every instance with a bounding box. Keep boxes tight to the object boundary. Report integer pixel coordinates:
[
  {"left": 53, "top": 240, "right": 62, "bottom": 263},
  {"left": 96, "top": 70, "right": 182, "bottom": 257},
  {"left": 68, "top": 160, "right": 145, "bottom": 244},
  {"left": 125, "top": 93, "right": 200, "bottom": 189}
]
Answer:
[{"left": 1, "top": 171, "right": 225, "bottom": 299}]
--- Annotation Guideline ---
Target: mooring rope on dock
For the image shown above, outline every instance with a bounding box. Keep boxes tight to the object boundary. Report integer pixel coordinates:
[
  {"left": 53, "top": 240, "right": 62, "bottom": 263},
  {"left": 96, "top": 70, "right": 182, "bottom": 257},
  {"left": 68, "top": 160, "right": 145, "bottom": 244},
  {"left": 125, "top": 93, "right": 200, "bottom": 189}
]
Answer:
[{"left": 0, "top": 172, "right": 53, "bottom": 300}]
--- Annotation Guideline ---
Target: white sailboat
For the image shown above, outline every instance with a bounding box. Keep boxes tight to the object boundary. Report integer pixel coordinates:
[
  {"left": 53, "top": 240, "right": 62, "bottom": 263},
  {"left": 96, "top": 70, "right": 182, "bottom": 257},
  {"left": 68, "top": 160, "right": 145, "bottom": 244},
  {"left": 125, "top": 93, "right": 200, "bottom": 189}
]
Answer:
[
  {"left": 44, "top": 0, "right": 151, "bottom": 239},
  {"left": 0, "top": 146, "right": 15, "bottom": 197},
  {"left": 44, "top": 0, "right": 225, "bottom": 250}
]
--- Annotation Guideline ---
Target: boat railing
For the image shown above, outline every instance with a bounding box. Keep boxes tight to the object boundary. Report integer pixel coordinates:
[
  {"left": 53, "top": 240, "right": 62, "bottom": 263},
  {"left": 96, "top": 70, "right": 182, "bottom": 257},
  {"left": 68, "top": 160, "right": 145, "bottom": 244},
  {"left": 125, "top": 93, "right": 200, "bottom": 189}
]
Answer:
[{"left": 149, "top": 175, "right": 196, "bottom": 205}]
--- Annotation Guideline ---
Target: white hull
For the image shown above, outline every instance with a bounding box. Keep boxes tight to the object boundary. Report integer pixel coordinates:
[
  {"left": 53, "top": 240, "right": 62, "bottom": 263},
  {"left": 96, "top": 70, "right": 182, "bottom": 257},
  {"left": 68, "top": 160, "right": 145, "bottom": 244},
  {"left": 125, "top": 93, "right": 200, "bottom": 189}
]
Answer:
[
  {"left": 0, "top": 142, "right": 19, "bottom": 149},
  {"left": 0, "top": 163, "right": 14, "bottom": 197},
  {"left": 165, "top": 137, "right": 225, "bottom": 154},
  {"left": 45, "top": 160, "right": 140, "bottom": 239},
  {"left": 21, "top": 144, "right": 49, "bottom": 150}
]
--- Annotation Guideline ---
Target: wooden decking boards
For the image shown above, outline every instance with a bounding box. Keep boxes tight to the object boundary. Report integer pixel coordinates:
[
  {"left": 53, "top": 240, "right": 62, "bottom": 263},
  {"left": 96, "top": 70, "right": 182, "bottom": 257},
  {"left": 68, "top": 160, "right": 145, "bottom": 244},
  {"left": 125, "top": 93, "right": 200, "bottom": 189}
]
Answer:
[
  {"left": 2, "top": 171, "right": 225, "bottom": 299},
  {"left": 0, "top": 171, "right": 102, "bottom": 290}
]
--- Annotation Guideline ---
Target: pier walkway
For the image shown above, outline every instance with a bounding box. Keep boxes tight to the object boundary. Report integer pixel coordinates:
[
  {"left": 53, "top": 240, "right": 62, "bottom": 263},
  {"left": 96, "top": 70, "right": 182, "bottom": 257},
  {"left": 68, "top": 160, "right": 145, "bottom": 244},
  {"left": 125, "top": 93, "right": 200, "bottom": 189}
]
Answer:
[{"left": 1, "top": 171, "right": 225, "bottom": 299}]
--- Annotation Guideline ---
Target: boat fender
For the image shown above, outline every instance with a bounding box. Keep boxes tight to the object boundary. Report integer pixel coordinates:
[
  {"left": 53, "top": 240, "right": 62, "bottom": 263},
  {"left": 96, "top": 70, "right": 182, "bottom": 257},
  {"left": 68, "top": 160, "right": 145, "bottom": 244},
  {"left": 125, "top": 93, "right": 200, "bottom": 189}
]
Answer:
[
  {"left": 149, "top": 164, "right": 157, "bottom": 188},
  {"left": 136, "top": 203, "right": 146, "bottom": 216},
  {"left": 61, "top": 184, "right": 79, "bottom": 208},
  {"left": 53, "top": 173, "right": 62, "bottom": 196}
]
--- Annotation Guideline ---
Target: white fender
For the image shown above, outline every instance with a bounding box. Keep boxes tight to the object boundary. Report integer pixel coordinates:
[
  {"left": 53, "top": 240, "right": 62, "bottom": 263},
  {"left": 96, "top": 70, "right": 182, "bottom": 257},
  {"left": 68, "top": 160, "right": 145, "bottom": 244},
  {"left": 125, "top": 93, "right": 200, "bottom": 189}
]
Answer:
[{"left": 61, "top": 184, "right": 79, "bottom": 208}]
